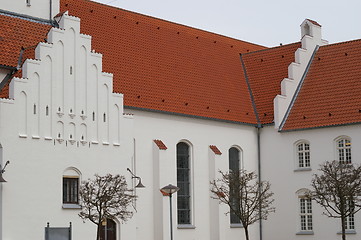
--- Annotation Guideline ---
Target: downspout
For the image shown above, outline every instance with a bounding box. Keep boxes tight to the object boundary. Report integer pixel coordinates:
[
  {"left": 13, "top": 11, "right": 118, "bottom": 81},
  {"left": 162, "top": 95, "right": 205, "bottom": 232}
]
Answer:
[
  {"left": 49, "top": 0, "right": 52, "bottom": 22},
  {"left": 240, "top": 54, "right": 263, "bottom": 240}
]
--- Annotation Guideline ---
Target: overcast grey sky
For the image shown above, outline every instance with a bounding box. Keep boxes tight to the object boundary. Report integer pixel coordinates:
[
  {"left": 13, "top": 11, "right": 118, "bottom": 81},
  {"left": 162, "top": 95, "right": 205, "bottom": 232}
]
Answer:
[{"left": 93, "top": 0, "right": 360, "bottom": 47}]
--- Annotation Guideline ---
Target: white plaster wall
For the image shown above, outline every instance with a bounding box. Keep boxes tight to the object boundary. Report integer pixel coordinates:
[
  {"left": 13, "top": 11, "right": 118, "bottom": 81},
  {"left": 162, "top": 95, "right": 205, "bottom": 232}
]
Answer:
[
  {"left": 261, "top": 125, "right": 361, "bottom": 240},
  {"left": 129, "top": 109, "right": 260, "bottom": 240},
  {"left": 0, "top": 13, "right": 135, "bottom": 240},
  {"left": 1, "top": 0, "right": 59, "bottom": 20}
]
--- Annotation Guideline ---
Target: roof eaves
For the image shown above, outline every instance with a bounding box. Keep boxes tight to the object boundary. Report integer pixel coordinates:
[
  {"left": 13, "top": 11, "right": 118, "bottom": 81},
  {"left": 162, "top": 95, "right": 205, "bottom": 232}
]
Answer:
[
  {"left": 0, "top": 9, "right": 54, "bottom": 26},
  {"left": 278, "top": 45, "right": 320, "bottom": 132},
  {"left": 124, "top": 105, "right": 258, "bottom": 127},
  {"left": 279, "top": 121, "right": 361, "bottom": 133},
  {"left": 242, "top": 42, "right": 301, "bottom": 56}
]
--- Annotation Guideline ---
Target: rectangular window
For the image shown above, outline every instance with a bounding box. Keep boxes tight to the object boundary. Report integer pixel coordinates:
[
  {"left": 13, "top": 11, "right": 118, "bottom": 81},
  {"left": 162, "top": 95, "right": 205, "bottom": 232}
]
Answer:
[
  {"left": 300, "top": 198, "right": 313, "bottom": 231},
  {"left": 26, "top": 0, "right": 31, "bottom": 6},
  {"left": 297, "top": 143, "right": 310, "bottom": 168},
  {"left": 63, "top": 178, "right": 79, "bottom": 204},
  {"left": 346, "top": 200, "right": 355, "bottom": 230}
]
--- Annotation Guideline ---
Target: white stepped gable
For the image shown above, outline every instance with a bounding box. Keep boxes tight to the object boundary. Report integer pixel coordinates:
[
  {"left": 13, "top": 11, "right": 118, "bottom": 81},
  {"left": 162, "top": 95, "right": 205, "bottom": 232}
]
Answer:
[
  {"left": 274, "top": 19, "right": 328, "bottom": 129},
  {"left": 9, "top": 12, "right": 126, "bottom": 146}
]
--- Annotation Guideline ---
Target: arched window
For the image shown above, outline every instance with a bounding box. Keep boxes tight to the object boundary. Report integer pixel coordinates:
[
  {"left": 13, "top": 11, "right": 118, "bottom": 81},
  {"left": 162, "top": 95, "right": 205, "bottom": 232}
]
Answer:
[
  {"left": 296, "top": 141, "right": 310, "bottom": 168},
  {"left": 296, "top": 189, "right": 313, "bottom": 234},
  {"left": 100, "top": 218, "right": 117, "bottom": 240},
  {"left": 229, "top": 147, "right": 241, "bottom": 224},
  {"left": 177, "top": 142, "right": 191, "bottom": 225},
  {"left": 336, "top": 137, "right": 351, "bottom": 163}
]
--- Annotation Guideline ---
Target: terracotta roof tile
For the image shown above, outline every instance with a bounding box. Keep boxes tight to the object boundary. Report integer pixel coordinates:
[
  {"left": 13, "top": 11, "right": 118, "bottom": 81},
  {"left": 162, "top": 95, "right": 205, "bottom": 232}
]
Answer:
[
  {"left": 241, "top": 42, "right": 301, "bottom": 124},
  {"left": 60, "top": 0, "right": 266, "bottom": 124},
  {"left": 0, "top": 14, "right": 51, "bottom": 68},
  {"left": 153, "top": 139, "right": 167, "bottom": 150},
  {"left": 282, "top": 39, "right": 361, "bottom": 131},
  {"left": 0, "top": 14, "right": 51, "bottom": 98},
  {"left": 209, "top": 145, "right": 222, "bottom": 155}
]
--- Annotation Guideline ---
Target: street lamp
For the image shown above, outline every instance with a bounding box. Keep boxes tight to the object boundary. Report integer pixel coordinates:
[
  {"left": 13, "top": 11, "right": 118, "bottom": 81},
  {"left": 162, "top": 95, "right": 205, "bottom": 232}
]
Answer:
[
  {"left": 160, "top": 184, "right": 180, "bottom": 240},
  {"left": 127, "top": 168, "right": 145, "bottom": 188},
  {"left": 0, "top": 161, "right": 10, "bottom": 183}
]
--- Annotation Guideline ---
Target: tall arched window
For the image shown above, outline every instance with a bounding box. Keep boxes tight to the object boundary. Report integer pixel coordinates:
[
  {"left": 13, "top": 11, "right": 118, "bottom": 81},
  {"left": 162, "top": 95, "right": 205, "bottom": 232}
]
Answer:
[
  {"left": 296, "top": 189, "right": 313, "bottom": 233},
  {"left": 336, "top": 137, "right": 352, "bottom": 164},
  {"left": 177, "top": 142, "right": 191, "bottom": 225},
  {"left": 229, "top": 147, "right": 241, "bottom": 224},
  {"left": 296, "top": 141, "right": 310, "bottom": 168}
]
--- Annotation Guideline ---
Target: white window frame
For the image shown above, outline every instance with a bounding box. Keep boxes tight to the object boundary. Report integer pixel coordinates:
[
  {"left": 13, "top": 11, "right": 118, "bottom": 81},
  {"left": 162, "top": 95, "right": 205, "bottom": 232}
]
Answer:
[
  {"left": 300, "top": 198, "right": 313, "bottom": 231},
  {"left": 335, "top": 137, "right": 352, "bottom": 164},
  {"left": 296, "top": 189, "right": 313, "bottom": 235},
  {"left": 294, "top": 140, "right": 311, "bottom": 172}
]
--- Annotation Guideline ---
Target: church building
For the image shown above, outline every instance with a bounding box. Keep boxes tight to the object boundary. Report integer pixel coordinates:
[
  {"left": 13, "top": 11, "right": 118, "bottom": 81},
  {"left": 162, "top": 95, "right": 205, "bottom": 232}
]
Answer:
[{"left": 0, "top": 0, "right": 360, "bottom": 240}]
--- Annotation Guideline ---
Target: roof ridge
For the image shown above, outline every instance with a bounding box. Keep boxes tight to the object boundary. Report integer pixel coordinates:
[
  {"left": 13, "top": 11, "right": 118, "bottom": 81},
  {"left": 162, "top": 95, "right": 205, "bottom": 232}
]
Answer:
[
  {"left": 242, "top": 42, "right": 301, "bottom": 55},
  {"left": 318, "top": 38, "right": 361, "bottom": 48},
  {"left": 72, "top": 0, "right": 265, "bottom": 48}
]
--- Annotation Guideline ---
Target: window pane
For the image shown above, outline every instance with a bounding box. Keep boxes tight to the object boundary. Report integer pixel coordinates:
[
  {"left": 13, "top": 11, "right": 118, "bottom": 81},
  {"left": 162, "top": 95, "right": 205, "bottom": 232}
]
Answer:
[
  {"left": 63, "top": 178, "right": 79, "bottom": 204},
  {"left": 177, "top": 142, "right": 191, "bottom": 225}
]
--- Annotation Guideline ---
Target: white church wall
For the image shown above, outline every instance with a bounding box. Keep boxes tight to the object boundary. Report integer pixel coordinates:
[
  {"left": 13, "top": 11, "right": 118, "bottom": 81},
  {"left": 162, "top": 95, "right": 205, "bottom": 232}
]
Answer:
[
  {"left": 129, "top": 109, "right": 260, "bottom": 240},
  {"left": 261, "top": 125, "right": 361, "bottom": 240},
  {"left": 1, "top": 0, "right": 59, "bottom": 21},
  {"left": 0, "top": 12, "right": 134, "bottom": 240}
]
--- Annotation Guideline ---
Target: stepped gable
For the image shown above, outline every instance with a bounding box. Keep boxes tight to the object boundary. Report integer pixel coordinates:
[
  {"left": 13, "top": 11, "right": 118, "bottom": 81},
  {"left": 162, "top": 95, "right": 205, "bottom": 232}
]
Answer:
[
  {"left": 60, "top": 0, "right": 266, "bottom": 124},
  {"left": 241, "top": 42, "right": 301, "bottom": 124},
  {"left": 281, "top": 39, "right": 361, "bottom": 131}
]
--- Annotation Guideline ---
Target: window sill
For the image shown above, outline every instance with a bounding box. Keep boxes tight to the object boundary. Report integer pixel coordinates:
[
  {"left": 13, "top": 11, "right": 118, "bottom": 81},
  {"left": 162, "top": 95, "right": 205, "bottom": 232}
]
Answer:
[
  {"left": 62, "top": 204, "right": 81, "bottom": 209},
  {"left": 294, "top": 167, "right": 312, "bottom": 172},
  {"left": 177, "top": 224, "right": 195, "bottom": 229},
  {"left": 337, "top": 230, "right": 356, "bottom": 235},
  {"left": 296, "top": 231, "right": 314, "bottom": 235},
  {"left": 230, "top": 223, "right": 243, "bottom": 228}
]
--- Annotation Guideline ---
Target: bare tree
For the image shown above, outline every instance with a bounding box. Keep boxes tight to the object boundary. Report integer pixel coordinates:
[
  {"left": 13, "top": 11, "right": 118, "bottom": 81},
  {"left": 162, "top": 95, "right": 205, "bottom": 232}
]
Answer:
[
  {"left": 310, "top": 160, "right": 361, "bottom": 240},
  {"left": 78, "top": 174, "right": 136, "bottom": 240},
  {"left": 210, "top": 170, "right": 275, "bottom": 240}
]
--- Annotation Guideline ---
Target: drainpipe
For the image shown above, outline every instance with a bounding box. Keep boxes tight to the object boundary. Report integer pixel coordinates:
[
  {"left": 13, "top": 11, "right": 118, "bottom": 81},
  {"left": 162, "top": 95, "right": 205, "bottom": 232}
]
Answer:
[
  {"left": 256, "top": 125, "right": 262, "bottom": 240},
  {"left": 240, "top": 54, "right": 263, "bottom": 240},
  {"left": 49, "top": 0, "right": 52, "bottom": 22}
]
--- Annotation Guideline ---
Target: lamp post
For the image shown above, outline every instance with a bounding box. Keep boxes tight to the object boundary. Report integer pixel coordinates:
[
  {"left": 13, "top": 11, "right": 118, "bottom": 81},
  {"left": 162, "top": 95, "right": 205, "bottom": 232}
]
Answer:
[{"left": 160, "top": 184, "right": 180, "bottom": 240}]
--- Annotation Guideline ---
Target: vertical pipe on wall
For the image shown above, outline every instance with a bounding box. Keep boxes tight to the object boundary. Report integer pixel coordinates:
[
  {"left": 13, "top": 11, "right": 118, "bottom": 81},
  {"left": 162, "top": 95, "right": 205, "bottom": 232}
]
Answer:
[{"left": 257, "top": 126, "right": 262, "bottom": 240}]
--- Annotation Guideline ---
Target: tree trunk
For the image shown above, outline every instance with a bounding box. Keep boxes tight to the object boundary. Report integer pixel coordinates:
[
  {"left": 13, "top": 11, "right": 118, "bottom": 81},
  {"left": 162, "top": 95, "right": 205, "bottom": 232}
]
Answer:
[
  {"left": 244, "top": 226, "right": 250, "bottom": 240},
  {"left": 96, "top": 222, "right": 101, "bottom": 240},
  {"left": 341, "top": 216, "right": 346, "bottom": 240}
]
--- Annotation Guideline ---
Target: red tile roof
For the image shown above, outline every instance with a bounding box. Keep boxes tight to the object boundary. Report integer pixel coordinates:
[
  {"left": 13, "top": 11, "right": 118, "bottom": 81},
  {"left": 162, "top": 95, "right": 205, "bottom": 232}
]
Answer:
[
  {"left": 60, "top": 0, "right": 266, "bottom": 124},
  {"left": 0, "top": 14, "right": 51, "bottom": 98},
  {"left": 241, "top": 42, "right": 301, "bottom": 124},
  {"left": 0, "top": 14, "right": 51, "bottom": 68},
  {"left": 281, "top": 39, "right": 361, "bottom": 131},
  {"left": 153, "top": 139, "right": 167, "bottom": 150},
  {"left": 209, "top": 145, "right": 222, "bottom": 155}
]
